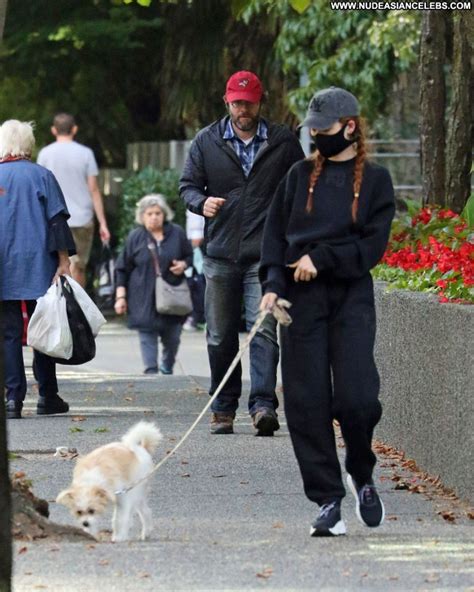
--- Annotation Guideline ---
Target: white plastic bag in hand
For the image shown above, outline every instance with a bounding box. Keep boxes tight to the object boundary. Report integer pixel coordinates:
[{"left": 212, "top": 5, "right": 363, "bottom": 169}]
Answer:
[
  {"left": 27, "top": 282, "right": 73, "bottom": 359},
  {"left": 63, "top": 275, "right": 107, "bottom": 336}
]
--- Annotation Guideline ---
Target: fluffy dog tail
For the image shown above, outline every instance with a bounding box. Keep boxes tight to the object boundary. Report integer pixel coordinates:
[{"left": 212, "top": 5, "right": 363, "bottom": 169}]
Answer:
[{"left": 122, "top": 422, "right": 163, "bottom": 454}]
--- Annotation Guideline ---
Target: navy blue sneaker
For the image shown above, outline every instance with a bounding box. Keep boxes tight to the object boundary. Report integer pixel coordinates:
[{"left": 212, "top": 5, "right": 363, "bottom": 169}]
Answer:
[
  {"left": 347, "top": 474, "right": 385, "bottom": 527},
  {"left": 310, "top": 500, "right": 346, "bottom": 537}
]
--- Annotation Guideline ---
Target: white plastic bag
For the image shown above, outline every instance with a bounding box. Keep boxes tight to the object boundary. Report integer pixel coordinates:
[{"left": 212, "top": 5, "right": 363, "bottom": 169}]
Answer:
[
  {"left": 63, "top": 275, "right": 107, "bottom": 336},
  {"left": 27, "top": 282, "right": 73, "bottom": 359}
]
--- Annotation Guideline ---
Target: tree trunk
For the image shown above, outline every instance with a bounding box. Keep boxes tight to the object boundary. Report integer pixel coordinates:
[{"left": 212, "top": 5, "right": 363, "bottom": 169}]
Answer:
[
  {"left": 446, "top": 11, "right": 473, "bottom": 212},
  {"left": 0, "top": 0, "right": 6, "bottom": 43},
  {"left": 419, "top": 10, "right": 447, "bottom": 206},
  {"left": 0, "top": 304, "right": 11, "bottom": 592}
]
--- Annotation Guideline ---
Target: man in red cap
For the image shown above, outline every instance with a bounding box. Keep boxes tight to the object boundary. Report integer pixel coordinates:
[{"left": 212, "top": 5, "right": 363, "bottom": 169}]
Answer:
[{"left": 180, "top": 71, "right": 304, "bottom": 436}]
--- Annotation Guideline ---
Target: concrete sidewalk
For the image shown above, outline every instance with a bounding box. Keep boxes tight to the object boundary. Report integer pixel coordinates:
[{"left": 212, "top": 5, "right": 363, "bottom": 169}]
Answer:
[{"left": 7, "top": 324, "right": 474, "bottom": 591}]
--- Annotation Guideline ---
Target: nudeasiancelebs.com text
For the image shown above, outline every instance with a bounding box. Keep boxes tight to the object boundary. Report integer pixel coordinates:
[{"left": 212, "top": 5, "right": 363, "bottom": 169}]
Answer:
[{"left": 330, "top": 1, "right": 471, "bottom": 9}]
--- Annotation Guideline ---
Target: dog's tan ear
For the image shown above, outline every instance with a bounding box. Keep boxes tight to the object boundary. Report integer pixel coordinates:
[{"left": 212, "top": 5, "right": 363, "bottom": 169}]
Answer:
[
  {"left": 91, "top": 486, "right": 115, "bottom": 504},
  {"left": 56, "top": 489, "right": 75, "bottom": 507}
]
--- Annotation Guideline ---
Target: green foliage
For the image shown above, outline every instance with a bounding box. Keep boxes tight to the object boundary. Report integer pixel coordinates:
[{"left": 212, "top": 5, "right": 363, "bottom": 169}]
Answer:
[
  {"left": 461, "top": 193, "right": 474, "bottom": 228},
  {"left": 240, "top": 1, "right": 420, "bottom": 122},
  {"left": 119, "top": 166, "right": 184, "bottom": 245}
]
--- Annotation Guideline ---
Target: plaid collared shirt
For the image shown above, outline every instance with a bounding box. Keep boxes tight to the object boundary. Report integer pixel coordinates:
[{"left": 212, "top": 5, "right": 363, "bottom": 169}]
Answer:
[{"left": 223, "top": 118, "right": 268, "bottom": 177}]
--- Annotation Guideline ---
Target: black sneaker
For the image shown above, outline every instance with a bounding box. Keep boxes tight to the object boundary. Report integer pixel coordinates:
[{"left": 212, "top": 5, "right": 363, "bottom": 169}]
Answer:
[
  {"left": 36, "top": 395, "right": 69, "bottom": 416},
  {"left": 347, "top": 474, "right": 385, "bottom": 527},
  {"left": 6, "top": 400, "right": 22, "bottom": 420},
  {"left": 252, "top": 408, "right": 280, "bottom": 437},
  {"left": 310, "top": 500, "right": 346, "bottom": 537}
]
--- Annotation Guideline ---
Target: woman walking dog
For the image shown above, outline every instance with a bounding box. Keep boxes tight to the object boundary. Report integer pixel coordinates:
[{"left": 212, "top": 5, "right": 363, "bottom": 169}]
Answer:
[{"left": 260, "top": 87, "right": 395, "bottom": 536}]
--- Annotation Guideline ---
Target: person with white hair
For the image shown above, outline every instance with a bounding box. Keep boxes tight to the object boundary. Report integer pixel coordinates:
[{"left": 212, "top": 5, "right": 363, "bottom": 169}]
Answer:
[
  {"left": 114, "top": 194, "right": 193, "bottom": 374},
  {"left": 0, "top": 119, "right": 76, "bottom": 419}
]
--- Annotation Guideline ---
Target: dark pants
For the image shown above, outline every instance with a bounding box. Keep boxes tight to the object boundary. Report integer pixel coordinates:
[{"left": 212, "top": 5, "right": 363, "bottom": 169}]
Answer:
[
  {"left": 138, "top": 318, "right": 182, "bottom": 374},
  {"left": 3, "top": 300, "right": 59, "bottom": 404},
  {"left": 188, "top": 272, "right": 206, "bottom": 325},
  {"left": 203, "top": 256, "right": 279, "bottom": 416},
  {"left": 281, "top": 274, "right": 382, "bottom": 505}
]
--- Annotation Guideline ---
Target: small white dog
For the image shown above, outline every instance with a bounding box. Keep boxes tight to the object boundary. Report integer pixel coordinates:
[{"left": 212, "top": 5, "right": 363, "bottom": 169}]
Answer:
[{"left": 56, "top": 421, "right": 162, "bottom": 542}]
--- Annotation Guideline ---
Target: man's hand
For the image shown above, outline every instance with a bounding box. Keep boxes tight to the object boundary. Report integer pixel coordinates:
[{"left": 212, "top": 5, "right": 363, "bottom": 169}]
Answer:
[
  {"left": 260, "top": 292, "right": 278, "bottom": 312},
  {"left": 99, "top": 223, "right": 111, "bottom": 243},
  {"left": 169, "top": 260, "right": 187, "bottom": 276},
  {"left": 203, "top": 197, "right": 226, "bottom": 218},
  {"left": 114, "top": 297, "right": 127, "bottom": 315},
  {"left": 288, "top": 255, "right": 318, "bottom": 283}
]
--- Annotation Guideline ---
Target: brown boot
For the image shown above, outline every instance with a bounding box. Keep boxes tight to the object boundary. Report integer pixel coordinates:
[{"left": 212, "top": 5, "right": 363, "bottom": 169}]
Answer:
[
  {"left": 252, "top": 408, "right": 280, "bottom": 437},
  {"left": 210, "top": 412, "right": 234, "bottom": 434}
]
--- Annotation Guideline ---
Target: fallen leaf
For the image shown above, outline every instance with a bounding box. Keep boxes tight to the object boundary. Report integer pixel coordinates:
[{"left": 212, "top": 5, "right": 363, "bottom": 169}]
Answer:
[
  {"left": 124, "top": 397, "right": 133, "bottom": 402},
  {"left": 13, "top": 471, "right": 26, "bottom": 480},
  {"left": 387, "top": 515, "right": 398, "bottom": 521},
  {"left": 86, "top": 544, "right": 96, "bottom": 550},
  {"left": 69, "top": 427, "right": 84, "bottom": 433},
  {"left": 181, "top": 473, "right": 190, "bottom": 478},
  {"left": 240, "top": 481, "right": 249, "bottom": 485},
  {"left": 467, "top": 511, "right": 474, "bottom": 520},
  {"left": 181, "top": 460, "right": 189, "bottom": 465},
  {"left": 438, "top": 510, "right": 456, "bottom": 523},
  {"left": 94, "top": 428, "right": 110, "bottom": 433},
  {"left": 18, "top": 546, "right": 28, "bottom": 554},
  {"left": 256, "top": 567, "right": 273, "bottom": 579},
  {"left": 98, "top": 559, "right": 109, "bottom": 566},
  {"left": 212, "top": 474, "right": 226, "bottom": 478},
  {"left": 24, "top": 572, "right": 32, "bottom": 576},
  {"left": 389, "top": 576, "right": 399, "bottom": 580},
  {"left": 71, "top": 416, "right": 86, "bottom": 422},
  {"left": 139, "top": 573, "right": 151, "bottom": 578},
  {"left": 272, "top": 522, "right": 284, "bottom": 529}
]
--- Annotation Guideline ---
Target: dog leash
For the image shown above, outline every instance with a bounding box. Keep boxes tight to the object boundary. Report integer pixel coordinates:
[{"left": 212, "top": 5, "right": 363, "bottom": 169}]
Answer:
[{"left": 115, "top": 299, "right": 292, "bottom": 496}]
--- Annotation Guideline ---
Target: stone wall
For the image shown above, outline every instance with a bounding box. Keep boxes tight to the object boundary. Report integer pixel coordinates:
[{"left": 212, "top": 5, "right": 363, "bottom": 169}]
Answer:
[{"left": 374, "top": 283, "right": 473, "bottom": 501}]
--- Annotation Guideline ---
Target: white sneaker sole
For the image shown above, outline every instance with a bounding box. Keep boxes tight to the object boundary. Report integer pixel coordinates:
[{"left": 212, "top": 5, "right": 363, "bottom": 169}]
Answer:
[
  {"left": 310, "top": 519, "right": 346, "bottom": 537},
  {"left": 347, "top": 474, "right": 385, "bottom": 527}
]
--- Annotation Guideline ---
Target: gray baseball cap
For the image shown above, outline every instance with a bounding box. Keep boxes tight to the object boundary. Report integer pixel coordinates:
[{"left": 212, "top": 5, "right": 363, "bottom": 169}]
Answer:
[{"left": 299, "top": 87, "right": 360, "bottom": 130}]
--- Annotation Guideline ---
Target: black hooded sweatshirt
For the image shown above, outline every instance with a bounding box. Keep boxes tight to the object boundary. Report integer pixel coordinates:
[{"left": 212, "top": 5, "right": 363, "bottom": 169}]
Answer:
[
  {"left": 260, "top": 157, "right": 395, "bottom": 296},
  {"left": 179, "top": 116, "right": 304, "bottom": 264}
]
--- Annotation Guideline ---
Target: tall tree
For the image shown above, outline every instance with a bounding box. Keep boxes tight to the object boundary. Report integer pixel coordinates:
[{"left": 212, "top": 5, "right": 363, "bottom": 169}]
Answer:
[
  {"left": 419, "top": 11, "right": 447, "bottom": 206},
  {"left": 445, "top": 10, "right": 472, "bottom": 212}
]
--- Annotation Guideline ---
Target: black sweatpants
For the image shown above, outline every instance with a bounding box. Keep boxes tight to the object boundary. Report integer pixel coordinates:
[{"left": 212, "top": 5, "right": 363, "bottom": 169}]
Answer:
[{"left": 281, "top": 273, "right": 382, "bottom": 505}]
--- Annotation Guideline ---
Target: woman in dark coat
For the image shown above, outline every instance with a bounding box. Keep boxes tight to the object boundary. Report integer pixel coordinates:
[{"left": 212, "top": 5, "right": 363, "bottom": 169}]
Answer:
[
  {"left": 260, "top": 88, "right": 395, "bottom": 537},
  {"left": 115, "top": 194, "right": 193, "bottom": 374}
]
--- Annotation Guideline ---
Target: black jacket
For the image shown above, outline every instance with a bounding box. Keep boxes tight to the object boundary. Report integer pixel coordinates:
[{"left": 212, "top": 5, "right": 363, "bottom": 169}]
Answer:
[
  {"left": 115, "top": 223, "right": 193, "bottom": 331},
  {"left": 179, "top": 116, "right": 305, "bottom": 263},
  {"left": 260, "top": 158, "right": 395, "bottom": 296}
]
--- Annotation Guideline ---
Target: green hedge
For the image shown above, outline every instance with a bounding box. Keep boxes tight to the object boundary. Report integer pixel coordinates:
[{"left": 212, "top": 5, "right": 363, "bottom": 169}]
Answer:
[{"left": 117, "top": 166, "right": 186, "bottom": 246}]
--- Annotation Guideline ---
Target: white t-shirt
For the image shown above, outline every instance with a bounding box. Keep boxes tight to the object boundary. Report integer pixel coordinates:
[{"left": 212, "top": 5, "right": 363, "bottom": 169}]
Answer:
[{"left": 37, "top": 141, "right": 99, "bottom": 227}]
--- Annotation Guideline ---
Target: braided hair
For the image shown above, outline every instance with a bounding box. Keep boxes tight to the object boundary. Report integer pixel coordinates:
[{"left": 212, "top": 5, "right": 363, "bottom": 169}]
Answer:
[{"left": 305, "top": 116, "right": 368, "bottom": 222}]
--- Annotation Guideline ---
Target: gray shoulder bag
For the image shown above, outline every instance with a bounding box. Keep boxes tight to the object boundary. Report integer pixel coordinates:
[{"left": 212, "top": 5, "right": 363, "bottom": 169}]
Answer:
[{"left": 148, "top": 241, "right": 193, "bottom": 316}]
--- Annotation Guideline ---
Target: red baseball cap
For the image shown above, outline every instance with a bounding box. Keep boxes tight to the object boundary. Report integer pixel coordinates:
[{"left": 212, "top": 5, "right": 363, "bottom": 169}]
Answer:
[{"left": 225, "top": 71, "right": 263, "bottom": 103}]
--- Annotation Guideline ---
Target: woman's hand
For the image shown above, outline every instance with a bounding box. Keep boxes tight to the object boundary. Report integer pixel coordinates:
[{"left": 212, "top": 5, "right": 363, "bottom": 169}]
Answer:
[
  {"left": 170, "top": 259, "right": 187, "bottom": 275},
  {"left": 114, "top": 296, "right": 127, "bottom": 315},
  {"left": 260, "top": 292, "right": 278, "bottom": 312},
  {"left": 288, "top": 255, "right": 317, "bottom": 282},
  {"left": 53, "top": 251, "right": 71, "bottom": 284}
]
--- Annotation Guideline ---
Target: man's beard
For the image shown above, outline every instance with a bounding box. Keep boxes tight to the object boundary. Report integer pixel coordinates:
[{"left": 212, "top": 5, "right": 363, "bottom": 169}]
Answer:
[{"left": 231, "top": 113, "right": 259, "bottom": 133}]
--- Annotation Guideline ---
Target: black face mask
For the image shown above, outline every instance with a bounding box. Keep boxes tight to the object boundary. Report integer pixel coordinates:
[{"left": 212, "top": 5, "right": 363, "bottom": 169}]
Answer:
[{"left": 314, "top": 124, "right": 356, "bottom": 158}]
